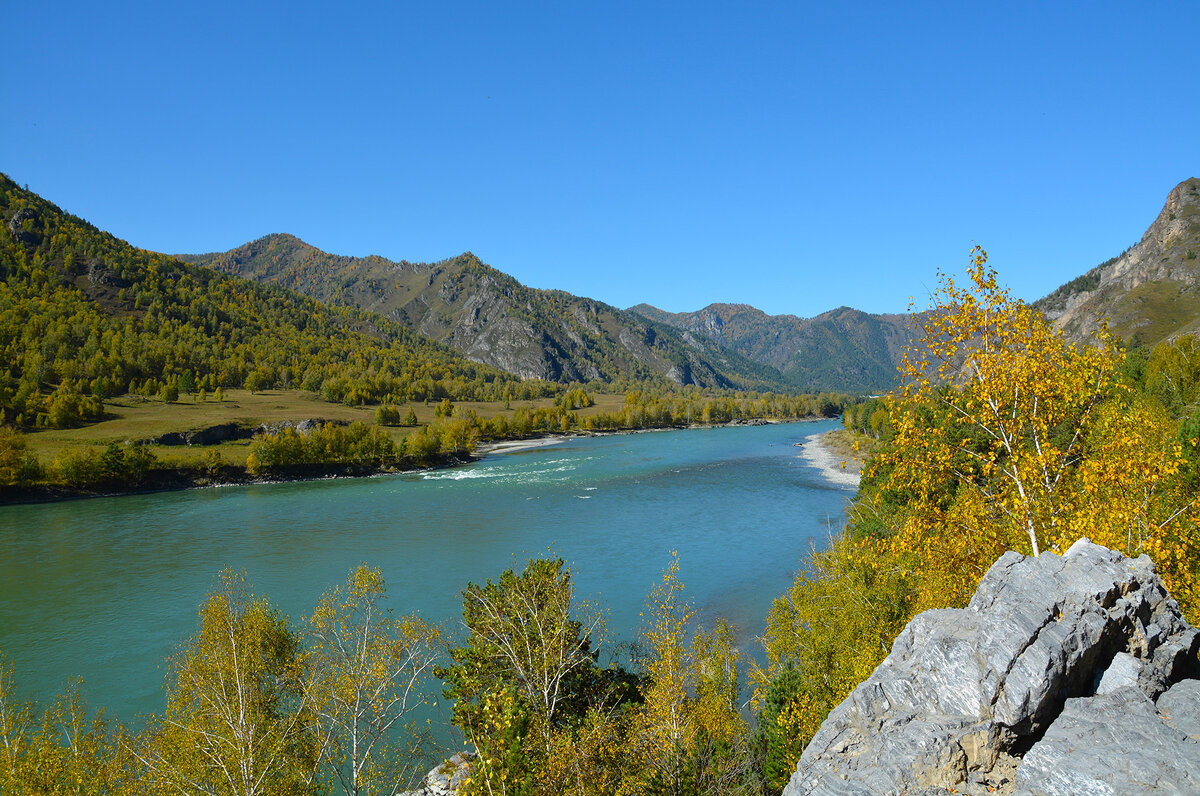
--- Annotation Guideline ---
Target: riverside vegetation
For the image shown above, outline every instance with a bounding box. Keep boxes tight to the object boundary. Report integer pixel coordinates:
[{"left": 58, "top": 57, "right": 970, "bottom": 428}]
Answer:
[
  {"left": 0, "top": 174, "right": 849, "bottom": 500},
  {"left": 0, "top": 387, "right": 848, "bottom": 499},
  {"left": 4, "top": 249, "right": 1199, "bottom": 794}
]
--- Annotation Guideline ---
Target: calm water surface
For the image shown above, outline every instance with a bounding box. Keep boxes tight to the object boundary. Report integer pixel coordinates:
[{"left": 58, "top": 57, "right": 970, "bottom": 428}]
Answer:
[{"left": 0, "top": 420, "right": 852, "bottom": 731}]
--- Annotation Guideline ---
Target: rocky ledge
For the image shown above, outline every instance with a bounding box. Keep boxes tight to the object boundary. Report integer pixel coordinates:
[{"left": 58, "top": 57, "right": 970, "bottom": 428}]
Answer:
[
  {"left": 785, "top": 539, "right": 1200, "bottom": 795},
  {"left": 399, "top": 752, "right": 473, "bottom": 796}
]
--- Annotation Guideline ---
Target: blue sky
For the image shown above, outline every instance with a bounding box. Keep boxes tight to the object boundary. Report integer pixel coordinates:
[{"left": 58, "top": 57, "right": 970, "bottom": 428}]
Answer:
[{"left": 4, "top": 2, "right": 1197, "bottom": 317}]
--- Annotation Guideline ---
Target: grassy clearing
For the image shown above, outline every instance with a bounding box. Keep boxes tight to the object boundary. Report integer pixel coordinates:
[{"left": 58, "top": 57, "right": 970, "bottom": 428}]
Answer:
[{"left": 22, "top": 390, "right": 634, "bottom": 467}]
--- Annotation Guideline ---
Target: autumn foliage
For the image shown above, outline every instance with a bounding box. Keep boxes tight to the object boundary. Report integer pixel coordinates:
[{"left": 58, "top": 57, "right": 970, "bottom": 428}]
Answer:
[
  {"left": 3, "top": 248, "right": 1199, "bottom": 794},
  {"left": 756, "top": 248, "right": 1200, "bottom": 772}
]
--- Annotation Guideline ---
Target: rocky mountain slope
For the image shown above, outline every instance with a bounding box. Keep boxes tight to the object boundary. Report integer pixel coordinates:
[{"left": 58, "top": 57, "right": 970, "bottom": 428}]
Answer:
[
  {"left": 629, "top": 302, "right": 915, "bottom": 394},
  {"left": 1036, "top": 177, "right": 1200, "bottom": 345},
  {"left": 785, "top": 540, "right": 1200, "bottom": 795},
  {"left": 181, "top": 236, "right": 785, "bottom": 390}
]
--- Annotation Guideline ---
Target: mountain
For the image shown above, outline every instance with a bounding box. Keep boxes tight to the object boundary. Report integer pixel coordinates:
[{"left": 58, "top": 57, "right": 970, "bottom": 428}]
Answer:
[
  {"left": 181, "top": 236, "right": 788, "bottom": 390},
  {"left": 628, "top": 302, "right": 915, "bottom": 394},
  {"left": 0, "top": 174, "right": 526, "bottom": 430},
  {"left": 1036, "top": 177, "right": 1200, "bottom": 345}
]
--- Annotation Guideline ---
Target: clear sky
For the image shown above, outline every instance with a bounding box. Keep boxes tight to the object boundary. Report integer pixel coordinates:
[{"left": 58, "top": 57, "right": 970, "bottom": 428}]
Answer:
[{"left": 4, "top": 2, "right": 1197, "bottom": 318}]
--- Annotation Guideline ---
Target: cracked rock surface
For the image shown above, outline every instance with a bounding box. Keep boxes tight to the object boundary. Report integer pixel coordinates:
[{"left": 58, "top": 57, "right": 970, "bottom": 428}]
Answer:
[
  {"left": 398, "top": 752, "right": 474, "bottom": 796},
  {"left": 783, "top": 540, "right": 1200, "bottom": 796}
]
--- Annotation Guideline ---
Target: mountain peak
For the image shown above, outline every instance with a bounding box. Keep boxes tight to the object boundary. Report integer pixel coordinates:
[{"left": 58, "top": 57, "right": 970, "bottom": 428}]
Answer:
[
  {"left": 629, "top": 300, "right": 912, "bottom": 392},
  {"left": 180, "top": 239, "right": 783, "bottom": 388},
  {"left": 1037, "top": 177, "right": 1200, "bottom": 344}
]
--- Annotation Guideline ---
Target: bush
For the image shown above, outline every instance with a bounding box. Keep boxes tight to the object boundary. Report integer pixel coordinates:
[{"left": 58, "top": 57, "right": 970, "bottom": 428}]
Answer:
[
  {"left": 375, "top": 405, "right": 402, "bottom": 426},
  {"left": 51, "top": 443, "right": 157, "bottom": 488},
  {"left": 248, "top": 422, "right": 399, "bottom": 473},
  {"left": 0, "top": 427, "right": 42, "bottom": 486}
]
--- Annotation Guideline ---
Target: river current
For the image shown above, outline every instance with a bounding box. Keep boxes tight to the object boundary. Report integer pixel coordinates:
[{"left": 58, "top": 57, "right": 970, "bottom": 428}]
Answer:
[{"left": 0, "top": 420, "right": 854, "bottom": 729}]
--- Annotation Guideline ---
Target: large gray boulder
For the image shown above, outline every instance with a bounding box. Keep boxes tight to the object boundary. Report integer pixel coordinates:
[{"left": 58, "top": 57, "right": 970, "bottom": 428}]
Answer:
[
  {"left": 399, "top": 752, "right": 473, "bottom": 796},
  {"left": 783, "top": 539, "right": 1200, "bottom": 796}
]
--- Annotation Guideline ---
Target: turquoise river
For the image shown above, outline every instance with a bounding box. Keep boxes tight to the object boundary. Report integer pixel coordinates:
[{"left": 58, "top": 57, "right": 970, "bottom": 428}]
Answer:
[{"left": 0, "top": 420, "right": 854, "bottom": 738}]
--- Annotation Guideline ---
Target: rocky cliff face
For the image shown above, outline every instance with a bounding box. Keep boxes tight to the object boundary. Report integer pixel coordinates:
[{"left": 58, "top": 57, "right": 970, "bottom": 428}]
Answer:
[
  {"left": 1036, "top": 178, "right": 1200, "bottom": 345},
  {"left": 785, "top": 540, "right": 1200, "bottom": 795}
]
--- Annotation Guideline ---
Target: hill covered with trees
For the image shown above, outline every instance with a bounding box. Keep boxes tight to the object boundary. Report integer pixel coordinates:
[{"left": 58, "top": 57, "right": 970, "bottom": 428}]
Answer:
[
  {"left": 0, "top": 173, "right": 855, "bottom": 498},
  {"left": 0, "top": 173, "right": 550, "bottom": 433}
]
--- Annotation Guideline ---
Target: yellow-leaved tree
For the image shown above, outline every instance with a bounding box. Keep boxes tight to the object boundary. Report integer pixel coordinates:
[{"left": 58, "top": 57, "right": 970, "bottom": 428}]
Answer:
[
  {"left": 619, "top": 553, "right": 751, "bottom": 796},
  {"left": 134, "top": 570, "right": 316, "bottom": 796},
  {"left": 756, "top": 248, "right": 1200, "bottom": 779},
  {"left": 0, "top": 659, "right": 133, "bottom": 795},
  {"left": 306, "top": 565, "right": 444, "bottom": 796},
  {"left": 754, "top": 534, "right": 913, "bottom": 791},
  {"left": 875, "top": 247, "right": 1195, "bottom": 609}
]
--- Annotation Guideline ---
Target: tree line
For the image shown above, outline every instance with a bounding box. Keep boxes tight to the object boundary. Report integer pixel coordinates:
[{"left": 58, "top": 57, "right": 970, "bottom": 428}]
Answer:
[
  {"left": 0, "top": 174, "right": 550, "bottom": 432},
  {"left": 0, "top": 388, "right": 850, "bottom": 493}
]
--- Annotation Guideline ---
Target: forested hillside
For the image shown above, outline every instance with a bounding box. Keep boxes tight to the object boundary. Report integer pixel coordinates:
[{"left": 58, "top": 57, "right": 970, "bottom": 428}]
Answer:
[
  {"left": 182, "top": 235, "right": 788, "bottom": 390},
  {"left": 0, "top": 174, "right": 548, "bottom": 431},
  {"left": 629, "top": 302, "right": 914, "bottom": 393}
]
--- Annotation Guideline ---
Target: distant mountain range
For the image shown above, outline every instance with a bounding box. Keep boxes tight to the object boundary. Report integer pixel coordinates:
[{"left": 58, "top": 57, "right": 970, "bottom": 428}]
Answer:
[
  {"left": 182, "top": 176, "right": 1200, "bottom": 396},
  {"left": 627, "top": 303, "right": 915, "bottom": 394},
  {"left": 182, "top": 237, "right": 916, "bottom": 393},
  {"left": 180, "top": 237, "right": 795, "bottom": 390},
  {"left": 1037, "top": 177, "right": 1200, "bottom": 346}
]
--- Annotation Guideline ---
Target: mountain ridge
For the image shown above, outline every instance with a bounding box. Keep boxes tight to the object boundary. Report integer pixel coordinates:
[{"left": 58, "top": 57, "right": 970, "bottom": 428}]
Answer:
[
  {"left": 183, "top": 237, "right": 914, "bottom": 393},
  {"left": 179, "top": 177, "right": 1200, "bottom": 394},
  {"left": 627, "top": 301, "right": 915, "bottom": 394},
  {"left": 1036, "top": 177, "right": 1200, "bottom": 345},
  {"left": 181, "top": 236, "right": 795, "bottom": 391}
]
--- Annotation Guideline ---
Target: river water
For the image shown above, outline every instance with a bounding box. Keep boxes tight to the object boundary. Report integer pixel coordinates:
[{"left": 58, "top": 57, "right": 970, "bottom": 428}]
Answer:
[{"left": 0, "top": 420, "right": 853, "bottom": 732}]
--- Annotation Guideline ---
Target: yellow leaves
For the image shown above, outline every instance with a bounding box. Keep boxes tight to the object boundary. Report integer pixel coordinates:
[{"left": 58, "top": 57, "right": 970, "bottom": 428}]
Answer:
[
  {"left": 613, "top": 555, "right": 752, "bottom": 793},
  {"left": 852, "top": 251, "right": 1200, "bottom": 625},
  {"left": 882, "top": 248, "right": 1130, "bottom": 559},
  {"left": 763, "top": 253, "right": 1200, "bottom": 775},
  {"left": 755, "top": 532, "right": 914, "bottom": 778}
]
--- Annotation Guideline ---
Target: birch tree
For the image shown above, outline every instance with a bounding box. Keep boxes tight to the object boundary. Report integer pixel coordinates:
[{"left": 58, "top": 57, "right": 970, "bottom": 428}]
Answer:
[
  {"left": 440, "top": 558, "right": 603, "bottom": 751},
  {"left": 876, "top": 248, "right": 1193, "bottom": 607},
  {"left": 136, "top": 570, "right": 316, "bottom": 796},
  {"left": 307, "top": 566, "right": 443, "bottom": 796}
]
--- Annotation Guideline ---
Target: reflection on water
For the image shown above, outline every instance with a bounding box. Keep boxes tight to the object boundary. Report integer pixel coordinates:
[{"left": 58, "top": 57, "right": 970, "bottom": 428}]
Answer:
[{"left": 0, "top": 420, "right": 853, "bottom": 736}]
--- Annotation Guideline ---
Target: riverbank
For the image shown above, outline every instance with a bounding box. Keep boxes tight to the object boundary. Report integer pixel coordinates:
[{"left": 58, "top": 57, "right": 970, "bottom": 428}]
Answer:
[
  {"left": 796, "top": 429, "right": 865, "bottom": 488},
  {"left": 1, "top": 416, "right": 837, "bottom": 506},
  {"left": 475, "top": 436, "right": 569, "bottom": 456},
  {"left": 0, "top": 452, "right": 472, "bottom": 506}
]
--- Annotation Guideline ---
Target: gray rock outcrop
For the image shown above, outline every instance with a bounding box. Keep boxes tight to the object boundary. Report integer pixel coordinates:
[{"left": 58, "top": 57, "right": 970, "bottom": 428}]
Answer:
[
  {"left": 784, "top": 539, "right": 1200, "bottom": 795},
  {"left": 399, "top": 752, "right": 473, "bottom": 796},
  {"left": 151, "top": 422, "right": 249, "bottom": 446}
]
